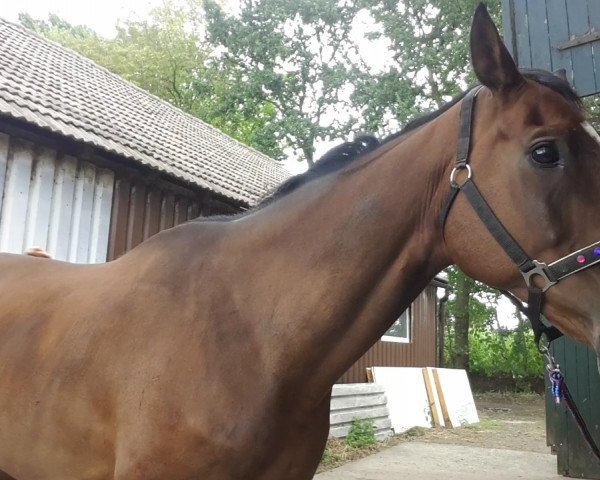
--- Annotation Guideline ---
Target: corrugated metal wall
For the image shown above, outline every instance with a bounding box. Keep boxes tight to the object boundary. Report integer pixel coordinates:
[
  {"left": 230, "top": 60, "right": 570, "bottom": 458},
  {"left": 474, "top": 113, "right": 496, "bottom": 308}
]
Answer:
[
  {"left": 0, "top": 133, "right": 114, "bottom": 262},
  {"left": 0, "top": 123, "right": 245, "bottom": 264},
  {"left": 338, "top": 285, "right": 438, "bottom": 383}
]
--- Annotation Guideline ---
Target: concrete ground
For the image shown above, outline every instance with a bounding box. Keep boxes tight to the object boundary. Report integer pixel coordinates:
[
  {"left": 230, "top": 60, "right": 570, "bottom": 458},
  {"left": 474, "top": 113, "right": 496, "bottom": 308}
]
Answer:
[{"left": 314, "top": 442, "right": 562, "bottom": 480}]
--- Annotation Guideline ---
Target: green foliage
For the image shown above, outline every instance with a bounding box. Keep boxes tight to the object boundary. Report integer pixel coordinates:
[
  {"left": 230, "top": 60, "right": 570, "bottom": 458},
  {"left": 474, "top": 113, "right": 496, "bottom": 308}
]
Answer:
[
  {"left": 353, "top": 0, "right": 501, "bottom": 132},
  {"left": 583, "top": 94, "right": 600, "bottom": 132},
  {"left": 468, "top": 325, "right": 544, "bottom": 379},
  {"left": 443, "top": 266, "right": 544, "bottom": 380},
  {"left": 204, "top": 0, "right": 368, "bottom": 164},
  {"left": 345, "top": 419, "right": 376, "bottom": 448}
]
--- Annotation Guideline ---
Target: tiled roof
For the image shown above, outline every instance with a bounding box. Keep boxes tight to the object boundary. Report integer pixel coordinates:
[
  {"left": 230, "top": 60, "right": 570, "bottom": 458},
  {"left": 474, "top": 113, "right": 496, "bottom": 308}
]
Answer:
[{"left": 0, "top": 19, "right": 290, "bottom": 206}]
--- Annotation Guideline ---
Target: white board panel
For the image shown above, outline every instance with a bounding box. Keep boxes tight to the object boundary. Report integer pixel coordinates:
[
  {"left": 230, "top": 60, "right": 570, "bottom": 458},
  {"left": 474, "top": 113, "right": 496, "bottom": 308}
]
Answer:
[
  {"left": 433, "top": 368, "right": 479, "bottom": 428},
  {"left": 371, "top": 367, "right": 433, "bottom": 434}
]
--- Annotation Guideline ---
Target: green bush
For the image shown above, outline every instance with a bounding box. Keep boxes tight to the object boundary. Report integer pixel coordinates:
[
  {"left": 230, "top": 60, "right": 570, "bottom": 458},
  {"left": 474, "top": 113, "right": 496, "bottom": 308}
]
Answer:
[
  {"left": 468, "top": 329, "right": 543, "bottom": 378},
  {"left": 345, "top": 419, "right": 376, "bottom": 448}
]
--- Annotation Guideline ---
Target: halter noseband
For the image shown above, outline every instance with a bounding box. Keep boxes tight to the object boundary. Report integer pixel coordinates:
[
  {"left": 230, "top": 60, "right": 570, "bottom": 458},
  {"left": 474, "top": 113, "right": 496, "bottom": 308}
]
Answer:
[{"left": 441, "top": 86, "right": 600, "bottom": 347}]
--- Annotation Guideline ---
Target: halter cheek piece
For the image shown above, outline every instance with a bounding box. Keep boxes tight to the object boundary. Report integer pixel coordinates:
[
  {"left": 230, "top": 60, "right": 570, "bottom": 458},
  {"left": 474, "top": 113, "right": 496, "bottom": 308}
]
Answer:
[
  {"left": 441, "top": 86, "right": 600, "bottom": 462},
  {"left": 441, "top": 86, "right": 600, "bottom": 347}
]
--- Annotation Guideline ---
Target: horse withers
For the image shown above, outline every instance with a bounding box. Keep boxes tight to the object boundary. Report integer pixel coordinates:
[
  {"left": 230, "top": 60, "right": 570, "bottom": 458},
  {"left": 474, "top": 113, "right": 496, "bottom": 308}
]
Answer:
[{"left": 0, "top": 4, "right": 599, "bottom": 479}]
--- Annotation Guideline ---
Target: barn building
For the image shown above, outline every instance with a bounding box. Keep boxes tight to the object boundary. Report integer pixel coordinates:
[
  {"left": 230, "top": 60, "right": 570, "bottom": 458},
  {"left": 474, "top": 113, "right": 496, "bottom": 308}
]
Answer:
[{"left": 0, "top": 18, "right": 444, "bottom": 382}]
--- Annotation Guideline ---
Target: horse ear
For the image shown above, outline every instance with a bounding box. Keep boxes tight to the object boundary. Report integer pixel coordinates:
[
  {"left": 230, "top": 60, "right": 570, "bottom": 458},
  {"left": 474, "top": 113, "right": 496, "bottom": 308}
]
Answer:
[
  {"left": 554, "top": 69, "right": 568, "bottom": 82},
  {"left": 470, "top": 3, "right": 523, "bottom": 92}
]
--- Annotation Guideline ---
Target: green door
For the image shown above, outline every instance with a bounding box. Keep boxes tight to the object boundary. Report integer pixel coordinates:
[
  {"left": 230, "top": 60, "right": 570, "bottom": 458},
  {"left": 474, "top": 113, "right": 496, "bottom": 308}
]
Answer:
[
  {"left": 545, "top": 338, "right": 600, "bottom": 478},
  {"left": 502, "top": 1, "right": 600, "bottom": 476}
]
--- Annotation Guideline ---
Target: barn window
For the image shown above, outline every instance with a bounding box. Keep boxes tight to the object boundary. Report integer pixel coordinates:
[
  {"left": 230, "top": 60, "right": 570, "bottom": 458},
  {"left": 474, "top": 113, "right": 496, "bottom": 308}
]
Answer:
[{"left": 381, "top": 308, "right": 411, "bottom": 343}]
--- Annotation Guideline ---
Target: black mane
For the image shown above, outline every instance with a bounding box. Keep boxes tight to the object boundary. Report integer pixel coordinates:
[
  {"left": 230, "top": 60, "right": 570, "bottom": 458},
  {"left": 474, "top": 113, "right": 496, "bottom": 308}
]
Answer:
[
  {"left": 256, "top": 69, "right": 580, "bottom": 207},
  {"left": 259, "top": 135, "right": 381, "bottom": 206}
]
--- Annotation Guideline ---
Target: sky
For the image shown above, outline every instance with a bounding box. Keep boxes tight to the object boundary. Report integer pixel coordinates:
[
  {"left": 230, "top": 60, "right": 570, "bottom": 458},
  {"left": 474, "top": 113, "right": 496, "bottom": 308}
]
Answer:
[{"left": 2, "top": 0, "right": 162, "bottom": 38}]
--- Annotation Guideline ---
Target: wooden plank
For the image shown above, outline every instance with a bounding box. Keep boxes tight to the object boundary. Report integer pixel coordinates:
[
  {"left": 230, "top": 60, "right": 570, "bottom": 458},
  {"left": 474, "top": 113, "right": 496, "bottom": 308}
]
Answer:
[
  {"left": 527, "top": 0, "right": 552, "bottom": 69},
  {"left": 126, "top": 181, "right": 146, "bottom": 251},
  {"left": 555, "top": 339, "right": 600, "bottom": 478},
  {"left": 160, "top": 192, "right": 175, "bottom": 230},
  {"left": 546, "top": 0, "right": 574, "bottom": 81},
  {"left": 107, "top": 178, "right": 131, "bottom": 260},
  {"left": 187, "top": 201, "right": 200, "bottom": 221},
  {"left": 422, "top": 368, "right": 441, "bottom": 427},
  {"left": 588, "top": 0, "right": 600, "bottom": 93},
  {"left": 513, "top": 0, "right": 532, "bottom": 68},
  {"left": 366, "top": 368, "right": 374, "bottom": 383},
  {"left": 558, "top": 31, "right": 600, "bottom": 50},
  {"left": 174, "top": 197, "right": 189, "bottom": 226},
  {"left": 432, "top": 368, "right": 451, "bottom": 427},
  {"left": 566, "top": 0, "right": 596, "bottom": 95},
  {"left": 143, "top": 188, "right": 162, "bottom": 240},
  {"left": 501, "top": 0, "right": 518, "bottom": 61}
]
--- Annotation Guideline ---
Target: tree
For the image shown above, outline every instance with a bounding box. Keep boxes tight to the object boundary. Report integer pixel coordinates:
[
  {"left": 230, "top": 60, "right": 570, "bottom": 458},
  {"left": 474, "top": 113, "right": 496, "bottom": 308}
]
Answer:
[
  {"left": 19, "top": 3, "right": 282, "bottom": 158},
  {"left": 354, "top": 0, "right": 502, "bottom": 131},
  {"left": 203, "top": 0, "right": 369, "bottom": 165},
  {"left": 445, "top": 266, "right": 500, "bottom": 371}
]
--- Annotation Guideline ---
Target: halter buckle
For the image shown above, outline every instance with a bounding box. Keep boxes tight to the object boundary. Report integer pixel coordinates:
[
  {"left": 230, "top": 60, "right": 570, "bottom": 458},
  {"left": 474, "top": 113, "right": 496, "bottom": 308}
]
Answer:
[{"left": 522, "top": 260, "right": 557, "bottom": 292}]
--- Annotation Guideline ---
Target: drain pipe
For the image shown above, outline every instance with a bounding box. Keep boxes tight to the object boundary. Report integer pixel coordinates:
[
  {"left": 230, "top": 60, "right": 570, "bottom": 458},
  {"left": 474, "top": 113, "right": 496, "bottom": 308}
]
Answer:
[{"left": 432, "top": 277, "right": 451, "bottom": 367}]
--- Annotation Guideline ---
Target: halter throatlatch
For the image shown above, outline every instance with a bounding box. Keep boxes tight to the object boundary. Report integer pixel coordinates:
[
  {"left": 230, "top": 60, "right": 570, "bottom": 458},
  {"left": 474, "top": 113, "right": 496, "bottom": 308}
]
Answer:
[{"left": 441, "top": 86, "right": 600, "bottom": 462}]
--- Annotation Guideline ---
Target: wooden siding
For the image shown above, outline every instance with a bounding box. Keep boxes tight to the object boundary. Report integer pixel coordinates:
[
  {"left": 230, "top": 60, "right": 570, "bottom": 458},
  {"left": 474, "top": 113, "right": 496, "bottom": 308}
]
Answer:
[
  {"left": 338, "top": 285, "right": 438, "bottom": 383},
  {"left": 545, "top": 337, "right": 600, "bottom": 478},
  {"left": 107, "top": 177, "right": 241, "bottom": 260},
  {"left": 0, "top": 132, "right": 114, "bottom": 262},
  {"left": 502, "top": 0, "right": 600, "bottom": 97}
]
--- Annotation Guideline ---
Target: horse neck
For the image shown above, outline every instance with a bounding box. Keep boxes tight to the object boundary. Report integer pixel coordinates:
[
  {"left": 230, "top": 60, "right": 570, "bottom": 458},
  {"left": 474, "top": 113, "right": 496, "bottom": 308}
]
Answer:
[{"left": 233, "top": 111, "right": 458, "bottom": 404}]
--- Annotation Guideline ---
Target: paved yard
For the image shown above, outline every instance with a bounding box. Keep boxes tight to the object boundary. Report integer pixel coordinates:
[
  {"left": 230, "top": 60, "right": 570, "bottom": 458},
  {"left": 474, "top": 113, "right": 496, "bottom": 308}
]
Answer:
[
  {"left": 315, "top": 393, "right": 562, "bottom": 479},
  {"left": 314, "top": 442, "right": 561, "bottom": 480}
]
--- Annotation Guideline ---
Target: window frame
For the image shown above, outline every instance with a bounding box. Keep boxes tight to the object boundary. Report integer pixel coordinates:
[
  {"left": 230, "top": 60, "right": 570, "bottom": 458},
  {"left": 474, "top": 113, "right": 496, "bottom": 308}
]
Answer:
[{"left": 381, "top": 307, "right": 411, "bottom": 343}]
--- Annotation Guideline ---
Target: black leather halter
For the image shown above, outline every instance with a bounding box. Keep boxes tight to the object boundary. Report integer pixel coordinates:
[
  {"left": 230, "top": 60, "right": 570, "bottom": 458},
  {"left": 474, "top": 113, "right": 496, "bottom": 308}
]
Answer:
[
  {"left": 440, "top": 86, "right": 600, "bottom": 461},
  {"left": 441, "top": 86, "right": 600, "bottom": 347}
]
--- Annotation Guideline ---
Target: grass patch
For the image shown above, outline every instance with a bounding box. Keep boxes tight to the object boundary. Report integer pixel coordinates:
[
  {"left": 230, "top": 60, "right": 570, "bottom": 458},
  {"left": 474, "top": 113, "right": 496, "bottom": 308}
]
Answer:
[
  {"left": 318, "top": 437, "right": 381, "bottom": 473},
  {"left": 346, "top": 419, "right": 376, "bottom": 448}
]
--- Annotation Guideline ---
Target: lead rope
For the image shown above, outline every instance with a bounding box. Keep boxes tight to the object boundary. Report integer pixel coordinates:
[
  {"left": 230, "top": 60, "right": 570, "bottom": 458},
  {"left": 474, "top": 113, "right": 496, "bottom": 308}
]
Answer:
[{"left": 541, "top": 344, "right": 600, "bottom": 463}]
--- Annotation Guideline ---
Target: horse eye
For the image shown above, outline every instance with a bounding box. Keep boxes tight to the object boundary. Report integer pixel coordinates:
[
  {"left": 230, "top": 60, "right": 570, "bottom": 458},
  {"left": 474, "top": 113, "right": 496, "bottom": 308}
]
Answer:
[{"left": 530, "top": 143, "right": 560, "bottom": 166}]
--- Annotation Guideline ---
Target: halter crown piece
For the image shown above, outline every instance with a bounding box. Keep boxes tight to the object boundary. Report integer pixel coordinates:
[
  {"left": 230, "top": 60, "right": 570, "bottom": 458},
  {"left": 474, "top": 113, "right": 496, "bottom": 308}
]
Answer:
[{"left": 440, "top": 86, "right": 600, "bottom": 462}]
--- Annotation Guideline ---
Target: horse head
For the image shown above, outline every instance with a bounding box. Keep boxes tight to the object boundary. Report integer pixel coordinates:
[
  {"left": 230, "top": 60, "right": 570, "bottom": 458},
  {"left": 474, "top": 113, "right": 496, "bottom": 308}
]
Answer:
[{"left": 443, "top": 5, "right": 600, "bottom": 368}]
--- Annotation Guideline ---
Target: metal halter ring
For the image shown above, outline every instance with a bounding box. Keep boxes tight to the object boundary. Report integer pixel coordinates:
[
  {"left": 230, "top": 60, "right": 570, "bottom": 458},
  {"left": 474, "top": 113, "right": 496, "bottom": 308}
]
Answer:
[{"left": 449, "top": 164, "right": 472, "bottom": 188}]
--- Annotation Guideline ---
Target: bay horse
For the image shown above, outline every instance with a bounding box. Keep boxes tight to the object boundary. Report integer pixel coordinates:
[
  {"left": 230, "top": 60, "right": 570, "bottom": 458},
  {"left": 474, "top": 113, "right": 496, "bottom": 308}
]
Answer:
[{"left": 1, "top": 4, "right": 599, "bottom": 479}]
